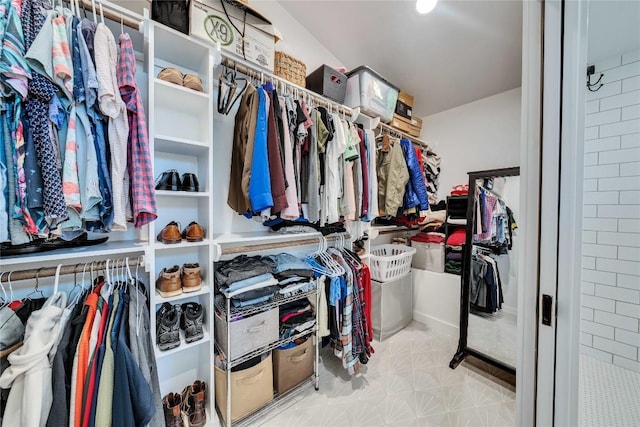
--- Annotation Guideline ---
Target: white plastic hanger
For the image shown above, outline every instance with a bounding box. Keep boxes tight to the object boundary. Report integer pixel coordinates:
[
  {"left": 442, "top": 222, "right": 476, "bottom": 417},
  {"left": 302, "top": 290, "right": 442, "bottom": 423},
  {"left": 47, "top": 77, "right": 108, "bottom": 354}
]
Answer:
[
  {"left": 53, "top": 264, "right": 62, "bottom": 295},
  {"left": 99, "top": 3, "right": 104, "bottom": 24},
  {"left": 91, "top": 0, "right": 97, "bottom": 23},
  {"left": 0, "top": 272, "right": 8, "bottom": 307}
]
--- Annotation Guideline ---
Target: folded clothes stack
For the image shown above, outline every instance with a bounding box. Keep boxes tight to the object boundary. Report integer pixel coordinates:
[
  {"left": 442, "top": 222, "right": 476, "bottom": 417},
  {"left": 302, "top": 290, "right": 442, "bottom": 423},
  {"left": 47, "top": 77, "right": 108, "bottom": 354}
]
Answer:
[
  {"left": 418, "top": 209, "right": 446, "bottom": 230},
  {"left": 411, "top": 232, "right": 445, "bottom": 244},
  {"left": 278, "top": 300, "right": 315, "bottom": 340},
  {"left": 215, "top": 253, "right": 315, "bottom": 308},
  {"left": 445, "top": 228, "right": 467, "bottom": 275}
]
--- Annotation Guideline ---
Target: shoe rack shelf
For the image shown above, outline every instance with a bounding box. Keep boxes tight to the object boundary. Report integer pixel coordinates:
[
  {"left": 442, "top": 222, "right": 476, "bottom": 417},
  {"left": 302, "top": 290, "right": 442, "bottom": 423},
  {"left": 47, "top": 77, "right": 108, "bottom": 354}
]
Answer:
[{"left": 146, "top": 20, "right": 217, "bottom": 425}]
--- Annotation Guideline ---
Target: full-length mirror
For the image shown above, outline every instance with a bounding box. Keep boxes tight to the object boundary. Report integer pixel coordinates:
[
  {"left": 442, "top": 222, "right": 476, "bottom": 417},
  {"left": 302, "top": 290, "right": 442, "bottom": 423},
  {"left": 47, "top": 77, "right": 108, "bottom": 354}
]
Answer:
[{"left": 450, "top": 167, "right": 520, "bottom": 376}]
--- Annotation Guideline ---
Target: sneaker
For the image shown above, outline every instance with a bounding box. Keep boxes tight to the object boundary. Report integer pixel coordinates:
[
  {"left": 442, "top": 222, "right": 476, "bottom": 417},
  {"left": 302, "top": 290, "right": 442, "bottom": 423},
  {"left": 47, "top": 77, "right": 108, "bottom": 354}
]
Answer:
[
  {"left": 156, "top": 303, "right": 181, "bottom": 351},
  {"left": 180, "top": 302, "right": 204, "bottom": 343},
  {"left": 181, "top": 381, "right": 207, "bottom": 427},
  {"left": 162, "top": 392, "right": 185, "bottom": 427}
]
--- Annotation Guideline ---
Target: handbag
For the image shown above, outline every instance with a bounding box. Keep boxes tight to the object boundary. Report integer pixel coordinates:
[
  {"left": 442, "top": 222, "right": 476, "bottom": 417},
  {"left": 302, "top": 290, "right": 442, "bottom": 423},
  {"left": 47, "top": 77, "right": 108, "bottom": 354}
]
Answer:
[{"left": 151, "top": 0, "right": 191, "bottom": 34}]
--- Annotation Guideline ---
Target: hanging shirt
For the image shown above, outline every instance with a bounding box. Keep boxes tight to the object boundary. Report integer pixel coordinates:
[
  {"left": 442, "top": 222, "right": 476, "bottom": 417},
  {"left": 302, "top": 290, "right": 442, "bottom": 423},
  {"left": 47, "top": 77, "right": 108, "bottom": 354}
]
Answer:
[
  {"left": 278, "top": 97, "right": 299, "bottom": 220},
  {"left": 325, "top": 113, "right": 347, "bottom": 224},
  {"left": 117, "top": 33, "right": 157, "bottom": 228},
  {"left": 248, "top": 88, "right": 272, "bottom": 213},
  {"left": 95, "top": 23, "right": 128, "bottom": 231}
]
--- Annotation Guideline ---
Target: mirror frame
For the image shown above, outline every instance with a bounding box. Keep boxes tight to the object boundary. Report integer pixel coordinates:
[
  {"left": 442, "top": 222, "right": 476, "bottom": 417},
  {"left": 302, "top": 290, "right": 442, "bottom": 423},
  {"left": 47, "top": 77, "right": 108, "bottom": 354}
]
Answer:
[{"left": 449, "top": 166, "right": 520, "bottom": 376}]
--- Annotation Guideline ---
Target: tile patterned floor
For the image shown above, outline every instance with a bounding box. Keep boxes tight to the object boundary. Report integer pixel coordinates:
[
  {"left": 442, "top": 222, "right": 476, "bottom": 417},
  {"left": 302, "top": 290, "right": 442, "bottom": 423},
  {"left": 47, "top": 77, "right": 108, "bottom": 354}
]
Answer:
[
  {"left": 259, "top": 322, "right": 515, "bottom": 427},
  {"left": 580, "top": 355, "right": 640, "bottom": 427}
]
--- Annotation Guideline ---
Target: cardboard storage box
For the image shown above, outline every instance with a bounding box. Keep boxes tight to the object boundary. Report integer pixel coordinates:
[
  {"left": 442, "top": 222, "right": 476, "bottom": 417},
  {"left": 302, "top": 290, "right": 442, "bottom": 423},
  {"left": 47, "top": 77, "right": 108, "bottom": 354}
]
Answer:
[
  {"left": 390, "top": 115, "right": 422, "bottom": 138},
  {"left": 411, "top": 241, "right": 445, "bottom": 273},
  {"left": 215, "top": 353, "right": 273, "bottom": 423},
  {"left": 306, "top": 65, "right": 347, "bottom": 103},
  {"left": 371, "top": 273, "right": 413, "bottom": 341},
  {"left": 215, "top": 307, "right": 278, "bottom": 360},
  {"left": 191, "top": 0, "right": 277, "bottom": 71},
  {"left": 345, "top": 66, "right": 399, "bottom": 123},
  {"left": 273, "top": 337, "right": 314, "bottom": 394},
  {"left": 395, "top": 91, "right": 414, "bottom": 119}
]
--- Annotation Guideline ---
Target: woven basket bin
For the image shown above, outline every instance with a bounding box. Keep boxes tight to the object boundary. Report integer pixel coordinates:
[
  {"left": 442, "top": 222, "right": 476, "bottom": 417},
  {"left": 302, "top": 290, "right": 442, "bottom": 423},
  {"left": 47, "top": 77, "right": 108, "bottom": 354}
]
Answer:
[{"left": 274, "top": 51, "right": 307, "bottom": 87}]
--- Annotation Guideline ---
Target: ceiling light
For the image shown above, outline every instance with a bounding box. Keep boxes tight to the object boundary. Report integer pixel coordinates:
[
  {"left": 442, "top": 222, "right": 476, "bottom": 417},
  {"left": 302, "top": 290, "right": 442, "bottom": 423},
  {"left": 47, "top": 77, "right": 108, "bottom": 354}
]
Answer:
[{"left": 416, "top": 0, "right": 438, "bottom": 14}]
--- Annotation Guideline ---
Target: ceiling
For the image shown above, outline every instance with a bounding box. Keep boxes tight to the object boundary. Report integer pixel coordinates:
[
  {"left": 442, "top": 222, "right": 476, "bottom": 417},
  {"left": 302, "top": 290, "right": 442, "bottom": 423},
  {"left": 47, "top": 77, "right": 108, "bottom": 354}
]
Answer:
[
  {"left": 277, "top": 0, "right": 523, "bottom": 116},
  {"left": 587, "top": 0, "right": 640, "bottom": 63}
]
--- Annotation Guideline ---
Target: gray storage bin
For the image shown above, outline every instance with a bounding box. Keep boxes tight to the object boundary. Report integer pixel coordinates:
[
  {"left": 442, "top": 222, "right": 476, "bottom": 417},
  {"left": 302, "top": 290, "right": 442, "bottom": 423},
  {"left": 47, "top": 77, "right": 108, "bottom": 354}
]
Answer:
[
  {"left": 371, "top": 273, "right": 413, "bottom": 342},
  {"left": 306, "top": 65, "right": 347, "bottom": 103},
  {"left": 411, "top": 241, "right": 445, "bottom": 273},
  {"left": 215, "top": 307, "right": 279, "bottom": 360}
]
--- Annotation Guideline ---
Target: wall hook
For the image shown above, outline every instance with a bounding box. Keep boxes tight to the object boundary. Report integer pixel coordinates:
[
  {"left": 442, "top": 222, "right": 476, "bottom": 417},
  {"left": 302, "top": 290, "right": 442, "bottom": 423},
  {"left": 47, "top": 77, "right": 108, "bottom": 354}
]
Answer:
[{"left": 587, "top": 65, "right": 603, "bottom": 92}]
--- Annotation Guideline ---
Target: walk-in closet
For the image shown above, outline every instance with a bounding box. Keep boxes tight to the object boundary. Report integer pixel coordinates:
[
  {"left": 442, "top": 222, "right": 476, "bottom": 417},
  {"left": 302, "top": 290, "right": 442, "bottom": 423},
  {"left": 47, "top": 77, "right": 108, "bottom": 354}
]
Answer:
[{"left": 2, "top": 0, "right": 638, "bottom": 426}]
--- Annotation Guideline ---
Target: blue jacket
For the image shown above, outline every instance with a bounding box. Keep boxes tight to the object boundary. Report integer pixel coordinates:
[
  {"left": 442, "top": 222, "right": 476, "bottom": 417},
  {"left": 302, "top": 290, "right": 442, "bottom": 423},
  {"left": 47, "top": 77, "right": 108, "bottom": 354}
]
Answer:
[
  {"left": 400, "top": 139, "right": 429, "bottom": 211},
  {"left": 248, "top": 88, "right": 273, "bottom": 212}
]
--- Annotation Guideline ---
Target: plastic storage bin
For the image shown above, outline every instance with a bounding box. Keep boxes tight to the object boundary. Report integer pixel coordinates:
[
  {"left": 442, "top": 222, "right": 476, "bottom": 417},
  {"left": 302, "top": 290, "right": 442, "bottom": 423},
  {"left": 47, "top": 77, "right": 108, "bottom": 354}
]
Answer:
[
  {"left": 371, "top": 274, "right": 413, "bottom": 341},
  {"left": 344, "top": 66, "right": 400, "bottom": 123},
  {"left": 273, "top": 337, "right": 314, "bottom": 394},
  {"left": 215, "top": 353, "right": 274, "bottom": 423},
  {"left": 214, "top": 307, "right": 279, "bottom": 360},
  {"left": 306, "top": 65, "right": 347, "bottom": 103},
  {"left": 369, "top": 244, "right": 416, "bottom": 282},
  {"left": 411, "top": 241, "right": 445, "bottom": 273}
]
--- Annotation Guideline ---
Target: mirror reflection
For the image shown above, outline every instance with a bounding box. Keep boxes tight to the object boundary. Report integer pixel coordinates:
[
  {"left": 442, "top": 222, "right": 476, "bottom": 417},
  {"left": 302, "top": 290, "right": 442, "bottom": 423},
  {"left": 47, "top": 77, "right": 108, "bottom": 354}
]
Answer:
[{"left": 467, "top": 175, "right": 520, "bottom": 369}]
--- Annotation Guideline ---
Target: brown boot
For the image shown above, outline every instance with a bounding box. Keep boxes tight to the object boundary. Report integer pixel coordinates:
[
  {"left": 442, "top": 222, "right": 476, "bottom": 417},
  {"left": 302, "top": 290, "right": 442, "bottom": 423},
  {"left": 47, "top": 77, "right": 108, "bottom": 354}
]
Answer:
[
  {"left": 157, "top": 221, "right": 182, "bottom": 244},
  {"left": 182, "top": 263, "right": 202, "bottom": 293},
  {"left": 182, "top": 221, "right": 204, "bottom": 242},
  {"left": 181, "top": 381, "right": 207, "bottom": 427},
  {"left": 162, "top": 392, "right": 185, "bottom": 427},
  {"left": 156, "top": 266, "right": 182, "bottom": 298}
]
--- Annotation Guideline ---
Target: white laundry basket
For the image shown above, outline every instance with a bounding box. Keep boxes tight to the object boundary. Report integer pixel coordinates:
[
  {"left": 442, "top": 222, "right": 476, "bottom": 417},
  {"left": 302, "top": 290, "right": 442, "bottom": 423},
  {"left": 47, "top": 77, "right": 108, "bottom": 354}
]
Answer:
[{"left": 369, "top": 244, "right": 416, "bottom": 282}]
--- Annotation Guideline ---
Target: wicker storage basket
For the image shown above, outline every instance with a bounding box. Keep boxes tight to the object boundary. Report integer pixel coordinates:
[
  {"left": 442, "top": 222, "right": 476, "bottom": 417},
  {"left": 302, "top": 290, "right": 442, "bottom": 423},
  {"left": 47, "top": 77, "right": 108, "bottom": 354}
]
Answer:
[{"left": 274, "top": 51, "right": 306, "bottom": 87}]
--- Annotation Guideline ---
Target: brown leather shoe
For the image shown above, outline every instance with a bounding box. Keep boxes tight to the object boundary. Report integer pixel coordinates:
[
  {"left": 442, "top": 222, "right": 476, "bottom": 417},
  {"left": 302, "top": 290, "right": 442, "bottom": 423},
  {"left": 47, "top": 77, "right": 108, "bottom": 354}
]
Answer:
[
  {"left": 182, "top": 221, "right": 204, "bottom": 242},
  {"left": 156, "top": 266, "right": 182, "bottom": 298},
  {"left": 183, "top": 74, "right": 204, "bottom": 92},
  {"left": 157, "top": 221, "right": 182, "bottom": 244},
  {"left": 181, "top": 381, "right": 207, "bottom": 427},
  {"left": 182, "top": 263, "right": 202, "bottom": 292},
  {"left": 158, "top": 67, "right": 184, "bottom": 87},
  {"left": 162, "top": 392, "right": 185, "bottom": 427}
]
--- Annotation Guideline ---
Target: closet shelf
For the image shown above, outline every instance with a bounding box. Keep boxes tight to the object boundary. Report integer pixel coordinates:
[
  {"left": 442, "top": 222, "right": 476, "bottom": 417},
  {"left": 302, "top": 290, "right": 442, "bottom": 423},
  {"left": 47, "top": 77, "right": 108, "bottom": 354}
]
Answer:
[
  {"left": 214, "top": 287, "right": 317, "bottom": 319},
  {"left": 153, "top": 134, "right": 209, "bottom": 156},
  {"left": 215, "top": 326, "right": 317, "bottom": 369},
  {"left": 0, "top": 240, "right": 148, "bottom": 266},
  {"left": 154, "top": 78, "right": 209, "bottom": 100},
  {"left": 154, "top": 285, "right": 210, "bottom": 304},
  {"left": 155, "top": 328, "right": 211, "bottom": 359},
  {"left": 153, "top": 240, "right": 211, "bottom": 251},
  {"left": 155, "top": 190, "right": 210, "bottom": 198},
  {"left": 212, "top": 231, "right": 322, "bottom": 245}
]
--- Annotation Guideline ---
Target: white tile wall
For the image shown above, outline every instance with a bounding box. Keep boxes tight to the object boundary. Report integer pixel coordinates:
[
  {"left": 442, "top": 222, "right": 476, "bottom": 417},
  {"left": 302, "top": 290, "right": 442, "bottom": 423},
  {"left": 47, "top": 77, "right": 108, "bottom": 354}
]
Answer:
[{"left": 582, "top": 49, "right": 640, "bottom": 372}]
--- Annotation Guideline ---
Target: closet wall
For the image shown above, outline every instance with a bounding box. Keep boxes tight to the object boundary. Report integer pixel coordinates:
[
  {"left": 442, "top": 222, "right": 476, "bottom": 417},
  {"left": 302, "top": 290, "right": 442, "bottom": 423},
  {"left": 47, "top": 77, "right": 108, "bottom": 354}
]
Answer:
[
  {"left": 411, "top": 88, "right": 522, "bottom": 336},
  {"left": 420, "top": 87, "right": 521, "bottom": 200},
  {"left": 580, "top": 48, "right": 640, "bottom": 372}
]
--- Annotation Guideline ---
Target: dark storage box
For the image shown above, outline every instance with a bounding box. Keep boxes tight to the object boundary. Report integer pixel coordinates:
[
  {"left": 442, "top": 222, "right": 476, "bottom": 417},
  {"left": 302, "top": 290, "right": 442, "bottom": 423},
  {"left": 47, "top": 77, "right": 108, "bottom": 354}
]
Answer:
[
  {"left": 306, "top": 65, "right": 347, "bottom": 103},
  {"left": 395, "top": 100, "right": 413, "bottom": 119}
]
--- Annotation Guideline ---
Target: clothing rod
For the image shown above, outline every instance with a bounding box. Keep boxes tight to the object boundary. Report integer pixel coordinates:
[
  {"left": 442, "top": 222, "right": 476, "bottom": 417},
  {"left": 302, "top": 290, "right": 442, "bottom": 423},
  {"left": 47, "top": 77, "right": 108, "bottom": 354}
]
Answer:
[
  {"left": 77, "top": 0, "right": 144, "bottom": 31},
  {"left": 220, "top": 233, "right": 351, "bottom": 255},
  {"left": 0, "top": 257, "right": 144, "bottom": 283},
  {"left": 377, "top": 122, "right": 432, "bottom": 151},
  {"left": 219, "top": 56, "right": 356, "bottom": 118}
]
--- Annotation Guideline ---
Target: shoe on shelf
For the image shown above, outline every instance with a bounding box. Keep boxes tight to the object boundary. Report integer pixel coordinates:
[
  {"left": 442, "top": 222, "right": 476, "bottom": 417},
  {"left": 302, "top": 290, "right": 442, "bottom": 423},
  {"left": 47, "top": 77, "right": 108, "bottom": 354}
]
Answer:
[
  {"left": 157, "top": 221, "right": 182, "bottom": 244},
  {"left": 156, "top": 265, "right": 182, "bottom": 298},
  {"left": 162, "top": 392, "right": 185, "bottom": 427},
  {"left": 156, "top": 303, "right": 181, "bottom": 351},
  {"left": 180, "top": 173, "right": 199, "bottom": 192},
  {"left": 183, "top": 74, "right": 204, "bottom": 92},
  {"left": 182, "top": 263, "right": 202, "bottom": 293},
  {"left": 158, "top": 67, "right": 184, "bottom": 86},
  {"left": 155, "top": 169, "right": 181, "bottom": 191},
  {"left": 180, "top": 302, "right": 204, "bottom": 343},
  {"left": 182, "top": 221, "right": 204, "bottom": 242},
  {"left": 181, "top": 381, "right": 207, "bottom": 427}
]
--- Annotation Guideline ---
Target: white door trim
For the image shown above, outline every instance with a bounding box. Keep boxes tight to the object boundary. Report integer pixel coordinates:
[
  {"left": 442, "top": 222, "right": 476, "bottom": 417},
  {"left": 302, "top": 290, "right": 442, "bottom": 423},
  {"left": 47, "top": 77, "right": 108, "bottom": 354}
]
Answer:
[
  {"left": 554, "top": 0, "right": 589, "bottom": 425},
  {"left": 517, "top": 0, "right": 543, "bottom": 425}
]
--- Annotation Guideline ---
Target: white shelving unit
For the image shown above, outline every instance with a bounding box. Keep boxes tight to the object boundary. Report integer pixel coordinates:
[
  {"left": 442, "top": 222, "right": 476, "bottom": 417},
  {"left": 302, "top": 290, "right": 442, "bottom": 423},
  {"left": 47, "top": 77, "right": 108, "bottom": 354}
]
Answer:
[{"left": 145, "top": 20, "right": 217, "bottom": 424}]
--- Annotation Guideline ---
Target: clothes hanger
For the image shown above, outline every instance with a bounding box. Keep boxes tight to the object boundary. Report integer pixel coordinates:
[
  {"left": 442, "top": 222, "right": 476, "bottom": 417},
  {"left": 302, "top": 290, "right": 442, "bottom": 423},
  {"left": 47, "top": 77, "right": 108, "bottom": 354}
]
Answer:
[
  {"left": 24, "top": 269, "right": 45, "bottom": 301},
  {"left": 53, "top": 264, "right": 62, "bottom": 295},
  {"left": 120, "top": 13, "right": 124, "bottom": 35},
  {"left": 99, "top": 2, "right": 104, "bottom": 24},
  {"left": 0, "top": 272, "right": 8, "bottom": 308}
]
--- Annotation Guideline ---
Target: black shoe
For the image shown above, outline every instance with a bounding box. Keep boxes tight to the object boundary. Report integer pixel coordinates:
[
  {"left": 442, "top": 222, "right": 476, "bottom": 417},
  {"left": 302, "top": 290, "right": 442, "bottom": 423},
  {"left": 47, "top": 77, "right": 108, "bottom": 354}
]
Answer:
[
  {"left": 156, "top": 303, "right": 181, "bottom": 351},
  {"left": 180, "top": 302, "right": 204, "bottom": 343},
  {"left": 180, "top": 173, "right": 199, "bottom": 192},
  {"left": 155, "top": 170, "right": 181, "bottom": 191}
]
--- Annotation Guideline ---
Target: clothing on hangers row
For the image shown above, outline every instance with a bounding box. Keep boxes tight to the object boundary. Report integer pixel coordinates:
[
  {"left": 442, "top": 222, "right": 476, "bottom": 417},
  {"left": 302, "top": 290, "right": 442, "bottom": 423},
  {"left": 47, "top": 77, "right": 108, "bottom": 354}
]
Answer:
[
  {"left": 473, "top": 186, "right": 517, "bottom": 252},
  {"left": 1, "top": 0, "right": 156, "bottom": 248},
  {"left": 0, "top": 258, "right": 162, "bottom": 427},
  {"left": 227, "top": 76, "right": 378, "bottom": 231}
]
